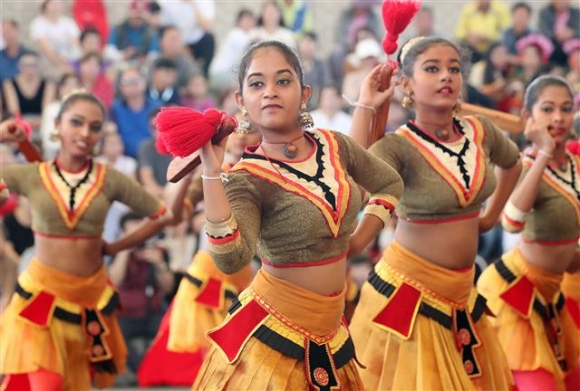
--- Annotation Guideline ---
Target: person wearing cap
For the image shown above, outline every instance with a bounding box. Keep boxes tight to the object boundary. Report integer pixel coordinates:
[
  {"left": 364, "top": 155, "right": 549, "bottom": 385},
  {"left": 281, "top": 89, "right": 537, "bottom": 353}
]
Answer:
[
  {"left": 105, "top": 0, "right": 159, "bottom": 63},
  {"left": 342, "top": 37, "right": 384, "bottom": 110}
]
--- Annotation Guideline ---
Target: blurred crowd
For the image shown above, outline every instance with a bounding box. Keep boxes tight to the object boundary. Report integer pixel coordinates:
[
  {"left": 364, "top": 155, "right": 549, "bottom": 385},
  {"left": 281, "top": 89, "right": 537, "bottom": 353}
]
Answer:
[{"left": 0, "top": 0, "right": 578, "bottom": 385}]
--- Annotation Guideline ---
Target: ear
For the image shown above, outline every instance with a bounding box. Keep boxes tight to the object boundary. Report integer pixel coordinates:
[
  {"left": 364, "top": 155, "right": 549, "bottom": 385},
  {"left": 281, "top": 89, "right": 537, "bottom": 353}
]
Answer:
[
  {"left": 400, "top": 76, "right": 412, "bottom": 94},
  {"left": 234, "top": 90, "right": 244, "bottom": 110},
  {"left": 301, "top": 85, "right": 312, "bottom": 108},
  {"left": 521, "top": 108, "right": 531, "bottom": 121}
]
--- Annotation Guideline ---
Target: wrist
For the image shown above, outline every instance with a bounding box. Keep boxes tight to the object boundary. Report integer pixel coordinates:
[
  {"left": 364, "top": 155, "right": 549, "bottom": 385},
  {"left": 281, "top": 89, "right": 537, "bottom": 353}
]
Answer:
[{"left": 537, "top": 149, "right": 553, "bottom": 159}]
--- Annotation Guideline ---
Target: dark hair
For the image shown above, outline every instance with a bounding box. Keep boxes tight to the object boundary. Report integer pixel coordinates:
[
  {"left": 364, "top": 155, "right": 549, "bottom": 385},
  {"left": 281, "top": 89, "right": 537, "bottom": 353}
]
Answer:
[
  {"left": 80, "top": 28, "right": 101, "bottom": 44},
  {"left": 398, "top": 37, "right": 471, "bottom": 79},
  {"left": 120, "top": 211, "right": 145, "bottom": 231},
  {"left": 159, "top": 25, "right": 179, "bottom": 41},
  {"left": 2, "top": 19, "right": 18, "bottom": 29},
  {"left": 483, "top": 42, "right": 509, "bottom": 84},
  {"left": 149, "top": 1, "right": 161, "bottom": 13},
  {"left": 20, "top": 50, "right": 40, "bottom": 59},
  {"left": 236, "top": 8, "right": 254, "bottom": 24},
  {"left": 152, "top": 57, "right": 177, "bottom": 70},
  {"left": 57, "top": 72, "right": 79, "bottom": 90},
  {"left": 303, "top": 31, "right": 318, "bottom": 42},
  {"left": 511, "top": 2, "right": 532, "bottom": 14},
  {"left": 79, "top": 51, "right": 103, "bottom": 66},
  {"left": 257, "top": 1, "right": 285, "bottom": 28},
  {"left": 523, "top": 75, "right": 574, "bottom": 111},
  {"left": 40, "top": 0, "right": 51, "bottom": 13},
  {"left": 237, "top": 40, "right": 304, "bottom": 93},
  {"left": 56, "top": 92, "right": 107, "bottom": 121}
]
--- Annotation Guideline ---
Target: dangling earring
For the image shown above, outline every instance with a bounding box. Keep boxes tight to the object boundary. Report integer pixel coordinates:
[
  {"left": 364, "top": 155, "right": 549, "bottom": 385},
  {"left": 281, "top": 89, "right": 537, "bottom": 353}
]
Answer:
[
  {"left": 235, "top": 108, "right": 252, "bottom": 134},
  {"left": 49, "top": 128, "right": 61, "bottom": 142},
  {"left": 453, "top": 95, "right": 463, "bottom": 115},
  {"left": 401, "top": 91, "right": 414, "bottom": 109},
  {"left": 297, "top": 103, "right": 314, "bottom": 130}
]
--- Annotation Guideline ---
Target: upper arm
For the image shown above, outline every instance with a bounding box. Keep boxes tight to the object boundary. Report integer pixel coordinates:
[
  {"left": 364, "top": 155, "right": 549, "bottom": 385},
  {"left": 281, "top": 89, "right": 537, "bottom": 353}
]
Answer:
[
  {"left": 42, "top": 81, "right": 56, "bottom": 110},
  {"left": 479, "top": 115, "right": 520, "bottom": 169},
  {"left": 1, "top": 164, "right": 34, "bottom": 195},
  {"left": 3, "top": 81, "right": 18, "bottom": 114},
  {"left": 108, "top": 166, "right": 165, "bottom": 217}
]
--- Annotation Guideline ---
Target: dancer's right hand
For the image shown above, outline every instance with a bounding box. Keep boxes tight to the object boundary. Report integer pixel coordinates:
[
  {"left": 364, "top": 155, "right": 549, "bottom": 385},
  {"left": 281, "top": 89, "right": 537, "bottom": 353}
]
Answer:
[
  {"left": 0, "top": 119, "right": 27, "bottom": 143},
  {"left": 199, "top": 136, "right": 229, "bottom": 176},
  {"left": 524, "top": 117, "right": 555, "bottom": 155}
]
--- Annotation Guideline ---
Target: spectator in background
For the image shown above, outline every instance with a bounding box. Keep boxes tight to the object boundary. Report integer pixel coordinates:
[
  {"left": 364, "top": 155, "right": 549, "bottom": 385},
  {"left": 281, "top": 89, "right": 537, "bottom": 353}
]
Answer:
[
  {"left": 179, "top": 73, "right": 215, "bottom": 112},
  {"left": 160, "top": 0, "right": 216, "bottom": 77},
  {"left": 77, "top": 52, "right": 114, "bottom": 110},
  {"left": 137, "top": 109, "right": 172, "bottom": 198},
  {"left": 276, "top": 0, "right": 313, "bottom": 37},
  {"left": 400, "top": 6, "right": 443, "bottom": 44},
  {"left": 79, "top": 27, "right": 103, "bottom": 56},
  {"left": 501, "top": 2, "right": 533, "bottom": 58},
  {"left": 105, "top": 0, "right": 158, "bottom": 63},
  {"left": 109, "top": 212, "right": 173, "bottom": 385},
  {"left": 539, "top": 0, "right": 580, "bottom": 68},
  {"left": 208, "top": 9, "right": 255, "bottom": 94},
  {"left": 251, "top": 1, "right": 296, "bottom": 49},
  {"left": 564, "top": 38, "right": 580, "bottom": 94},
  {"left": 310, "top": 85, "right": 352, "bottom": 134},
  {"left": 147, "top": 57, "right": 179, "bottom": 106},
  {"left": 29, "top": 0, "right": 80, "bottom": 79},
  {"left": 0, "top": 20, "right": 28, "bottom": 83},
  {"left": 39, "top": 72, "right": 80, "bottom": 160},
  {"left": 111, "top": 66, "right": 158, "bottom": 158},
  {"left": 151, "top": 25, "right": 200, "bottom": 88},
  {"left": 3, "top": 51, "right": 56, "bottom": 132},
  {"left": 335, "top": 0, "right": 383, "bottom": 57},
  {"left": 147, "top": 1, "right": 163, "bottom": 33},
  {"left": 342, "top": 37, "right": 383, "bottom": 107},
  {"left": 455, "top": 0, "right": 510, "bottom": 63},
  {"left": 298, "top": 32, "right": 326, "bottom": 107},
  {"left": 514, "top": 33, "right": 554, "bottom": 88},
  {"left": 98, "top": 133, "right": 138, "bottom": 245}
]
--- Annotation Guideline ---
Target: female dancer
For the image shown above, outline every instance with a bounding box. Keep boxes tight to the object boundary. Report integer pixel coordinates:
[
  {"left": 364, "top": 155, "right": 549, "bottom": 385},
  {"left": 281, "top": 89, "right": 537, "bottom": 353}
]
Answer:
[
  {"left": 478, "top": 75, "right": 579, "bottom": 390},
  {"left": 191, "top": 40, "right": 402, "bottom": 390},
  {"left": 0, "top": 92, "right": 183, "bottom": 390},
  {"left": 349, "top": 36, "right": 522, "bottom": 390}
]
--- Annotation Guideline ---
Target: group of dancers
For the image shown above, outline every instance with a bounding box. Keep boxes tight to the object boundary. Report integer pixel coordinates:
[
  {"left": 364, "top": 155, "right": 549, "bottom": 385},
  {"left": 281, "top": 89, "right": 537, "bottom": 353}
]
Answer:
[{"left": 0, "top": 34, "right": 578, "bottom": 391}]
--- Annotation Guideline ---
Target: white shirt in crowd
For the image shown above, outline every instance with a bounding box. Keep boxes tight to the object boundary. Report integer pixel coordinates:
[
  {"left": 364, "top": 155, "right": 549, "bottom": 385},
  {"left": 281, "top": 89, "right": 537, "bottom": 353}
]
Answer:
[
  {"left": 159, "top": 0, "right": 215, "bottom": 45},
  {"left": 29, "top": 15, "right": 80, "bottom": 60},
  {"left": 310, "top": 109, "right": 353, "bottom": 135},
  {"left": 209, "top": 26, "right": 252, "bottom": 76}
]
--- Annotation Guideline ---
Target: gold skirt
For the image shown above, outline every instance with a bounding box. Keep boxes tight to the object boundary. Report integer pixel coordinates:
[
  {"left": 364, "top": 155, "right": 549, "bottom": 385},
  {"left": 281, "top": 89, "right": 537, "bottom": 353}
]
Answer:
[
  {"left": 478, "top": 248, "right": 579, "bottom": 390},
  {"left": 350, "top": 241, "right": 515, "bottom": 390},
  {"left": 192, "top": 269, "right": 363, "bottom": 390},
  {"left": 168, "top": 250, "right": 253, "bottom": 353},
  {"left": 0, "top": 258, "right": 126, "bottom": 390}
]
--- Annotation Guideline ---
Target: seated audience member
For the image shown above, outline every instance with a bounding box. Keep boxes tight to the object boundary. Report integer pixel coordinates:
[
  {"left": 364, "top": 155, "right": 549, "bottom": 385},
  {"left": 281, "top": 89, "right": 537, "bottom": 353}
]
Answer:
[
  {"left": 310, "top": 85, "right": 352, "bottom": 134},
  {"left": 0, "top": 20, "right": 29, "bottom": 82},
  {"left": 147, "top": 57, "right": 179, "bottom": 106}
]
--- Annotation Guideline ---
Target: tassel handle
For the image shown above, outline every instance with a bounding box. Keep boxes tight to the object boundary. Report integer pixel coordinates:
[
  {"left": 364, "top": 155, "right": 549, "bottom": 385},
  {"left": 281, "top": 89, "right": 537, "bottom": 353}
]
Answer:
[
  {"left": 13, "top": 113, "right": 42, "bottom": 162},
  {"left": 370, "top": 0, "right": 422, "bottom": 146}
]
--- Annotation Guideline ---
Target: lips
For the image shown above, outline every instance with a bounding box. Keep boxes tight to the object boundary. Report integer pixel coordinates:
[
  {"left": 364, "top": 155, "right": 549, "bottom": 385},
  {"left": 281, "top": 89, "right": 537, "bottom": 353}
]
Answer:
[
  {"left": 437, "top": 86, "right": 454, "bottom": 95},
  {"left": 262, "top": 104, "right": 282, "bottom": 110}
]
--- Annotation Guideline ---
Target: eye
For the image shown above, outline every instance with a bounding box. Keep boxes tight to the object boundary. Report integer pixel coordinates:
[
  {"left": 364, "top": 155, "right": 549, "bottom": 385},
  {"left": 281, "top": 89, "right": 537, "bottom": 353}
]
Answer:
[
  {"left": 248, "top": 81, "right": 264, "bottom": 88},
  {"left": 90, "top": 123, "right": 103, "bottom": 132},
  {"left": 424, "top": 66, "right": 438, "bottom": 73},
  {"left": 277, "top": 78, "right": 291, "bottom": 85},
  {"left": 70, "top": 118, "right": 82, "bottom": 126},
  {"left": 450, "top": 67, "right": 461, "bottom": 74},
  {"left": 562, "top": 106, "right": 573, "bottom": 113},
  {"left": 540, "top": 107, "right": 553, "bottom": 113}
]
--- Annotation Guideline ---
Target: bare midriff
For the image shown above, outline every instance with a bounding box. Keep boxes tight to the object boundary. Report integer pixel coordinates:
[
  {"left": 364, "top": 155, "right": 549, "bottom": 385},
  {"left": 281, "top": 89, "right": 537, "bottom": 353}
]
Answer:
[{"left": 34, "top": 234, "right": 104, "bottom": 277}]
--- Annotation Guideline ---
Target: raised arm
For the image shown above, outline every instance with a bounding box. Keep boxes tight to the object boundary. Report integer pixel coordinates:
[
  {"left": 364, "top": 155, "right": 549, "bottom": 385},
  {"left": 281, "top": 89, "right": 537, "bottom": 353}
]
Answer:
[
  {"left": 500, "top": 118, "right": 554, "bottom": 233},
  {"left": 349, "top": 64, "right": 398, "bottom": 148}
]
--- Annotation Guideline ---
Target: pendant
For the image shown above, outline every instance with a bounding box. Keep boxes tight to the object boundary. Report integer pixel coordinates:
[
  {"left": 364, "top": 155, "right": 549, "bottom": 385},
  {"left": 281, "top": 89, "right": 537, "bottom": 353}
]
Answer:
[
  {"left": 283, "top": 142, "right": 298, "bottom": 159},
  {"left": 435, "top": 128, "right": 450, "bottom": 141}
]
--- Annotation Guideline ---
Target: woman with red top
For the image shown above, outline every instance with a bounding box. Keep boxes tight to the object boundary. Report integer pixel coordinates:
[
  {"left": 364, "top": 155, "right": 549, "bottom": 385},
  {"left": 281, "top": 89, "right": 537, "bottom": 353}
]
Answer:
[{"left": 0, "top": 92, "right": 184, "bottom": 390}]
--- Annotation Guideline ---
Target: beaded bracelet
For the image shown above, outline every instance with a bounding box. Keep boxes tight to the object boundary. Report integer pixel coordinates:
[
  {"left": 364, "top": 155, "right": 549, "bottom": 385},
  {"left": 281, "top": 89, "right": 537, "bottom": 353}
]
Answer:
[{"left": 342, "top": 94, "right": 377, "bottom": 115}]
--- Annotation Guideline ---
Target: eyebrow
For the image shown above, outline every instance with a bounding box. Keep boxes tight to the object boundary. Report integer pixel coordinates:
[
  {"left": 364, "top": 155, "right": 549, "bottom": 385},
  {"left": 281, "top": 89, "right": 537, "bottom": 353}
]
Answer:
[
  {"left": 421, "top": 59, "right": 460, "bottom": 66},
  {"left": 247, "top": 69, "right": 293, "bottom": 79}
]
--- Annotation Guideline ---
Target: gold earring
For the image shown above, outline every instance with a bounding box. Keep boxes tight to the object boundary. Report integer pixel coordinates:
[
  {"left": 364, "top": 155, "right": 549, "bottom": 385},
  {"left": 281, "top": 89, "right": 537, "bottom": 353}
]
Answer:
[
  {"left": 401, "top": 91, "right": 414, "bottom": 110},
  {"left": 297, "top": 103, "right": 314, "bottom": 130},
  {"left": 49, "top": 129, "right": 61, "bottom": 142},
  {"left": 235, "top": 108, "right": 252, "bottom": 134}
]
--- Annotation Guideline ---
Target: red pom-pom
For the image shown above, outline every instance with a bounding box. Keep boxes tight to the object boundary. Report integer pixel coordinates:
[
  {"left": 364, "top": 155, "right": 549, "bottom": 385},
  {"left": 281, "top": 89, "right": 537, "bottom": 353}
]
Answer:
[
  {"left": 380, "top": 0, "right": 423, "bottom": 55},
  {"left": 154, "top": 107, "right": 224, "bottom": 158},
  {"left": 14, "top": 112, "right": 33, "bottom": 139}
]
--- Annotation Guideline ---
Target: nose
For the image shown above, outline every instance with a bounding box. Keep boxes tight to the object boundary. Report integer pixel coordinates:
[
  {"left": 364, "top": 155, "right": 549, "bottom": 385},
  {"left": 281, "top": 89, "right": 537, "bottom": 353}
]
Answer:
[
  {"left": 440, "top": 71, "right": 451, "bottom": 82},
  {"left": 263, "top": 83, "right": 279, "bottom": 99},
  {"left": 79, "top": 124, "right": 90, "bottom": 137},
  {"left": 553, "top": 109, "right": 564, "bottom": 123}
]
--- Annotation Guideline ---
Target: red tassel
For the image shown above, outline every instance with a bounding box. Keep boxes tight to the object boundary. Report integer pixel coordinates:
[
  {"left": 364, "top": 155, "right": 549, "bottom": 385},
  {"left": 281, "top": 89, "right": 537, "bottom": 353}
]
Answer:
[
  {"left": 155, "top": 132, "right": 170, "bottom": 155},
  {"left": 154, "top": 107, "right": 226, "bottom": 158},
  {"left": 381, "top": 0, "right": 423, "bottom": 55}
]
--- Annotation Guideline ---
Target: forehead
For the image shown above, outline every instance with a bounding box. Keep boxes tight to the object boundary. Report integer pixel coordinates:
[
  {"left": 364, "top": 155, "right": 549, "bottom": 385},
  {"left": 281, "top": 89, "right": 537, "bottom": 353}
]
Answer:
[
  {"left": 535, "top": 85, "right": 573, "bottom": 103},
  {"left": 415, "top": 44, "right": 459, "bottom": 63},
  {"left": 246, "top": 48, "right": 295, "bottom": 76},
  {"left": 65, "top": 100, "right": 104, "bottom": 119}
]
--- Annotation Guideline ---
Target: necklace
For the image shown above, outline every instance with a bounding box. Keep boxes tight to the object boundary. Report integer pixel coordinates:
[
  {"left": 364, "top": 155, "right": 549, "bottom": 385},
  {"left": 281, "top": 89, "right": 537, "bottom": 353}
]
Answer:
[
  {"left": 53, "top": 159, "right": 94, "bottom": 212},
  {"left": 435, "top": 128, "right": 451, "bottom": 141},
  {"left": 261, "top": 133, "right": 304, "bottom": 159}
]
